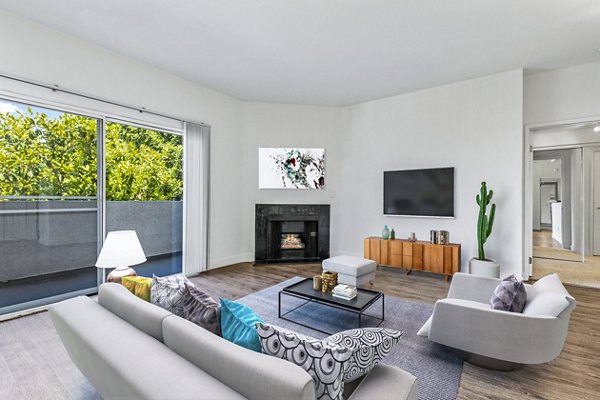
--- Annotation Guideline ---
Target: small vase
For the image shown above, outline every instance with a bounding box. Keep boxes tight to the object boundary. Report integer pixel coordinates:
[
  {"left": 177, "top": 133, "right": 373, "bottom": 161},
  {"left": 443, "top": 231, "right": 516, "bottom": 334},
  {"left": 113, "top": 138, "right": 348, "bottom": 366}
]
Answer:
[
  {"left": 390, "top": 229, "right": 395, "bottom": 240},
  {"left": 382, "top": 225, "right": 390, "bottom": 240}
]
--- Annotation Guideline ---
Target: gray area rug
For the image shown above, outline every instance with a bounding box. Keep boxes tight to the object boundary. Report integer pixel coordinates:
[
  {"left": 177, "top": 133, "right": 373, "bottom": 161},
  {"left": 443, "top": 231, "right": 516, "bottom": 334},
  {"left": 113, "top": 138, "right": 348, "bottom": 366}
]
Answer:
[{"left": 237, "top": 277, "right": 463, "bottom": 400}]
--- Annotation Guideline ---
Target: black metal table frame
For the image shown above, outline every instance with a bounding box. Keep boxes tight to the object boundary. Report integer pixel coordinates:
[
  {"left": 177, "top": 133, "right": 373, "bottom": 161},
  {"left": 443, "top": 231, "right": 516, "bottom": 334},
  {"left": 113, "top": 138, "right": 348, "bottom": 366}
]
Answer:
[{"left": 278, "top": 287, "right": 385, "bottom": 335}]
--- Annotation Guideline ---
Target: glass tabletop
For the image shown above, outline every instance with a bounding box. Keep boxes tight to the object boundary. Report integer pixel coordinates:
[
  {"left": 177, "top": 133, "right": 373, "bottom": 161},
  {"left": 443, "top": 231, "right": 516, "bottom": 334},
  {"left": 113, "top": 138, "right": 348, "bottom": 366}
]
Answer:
[{"left": 281, "top": 278, "right": 382, "bottom": 311}]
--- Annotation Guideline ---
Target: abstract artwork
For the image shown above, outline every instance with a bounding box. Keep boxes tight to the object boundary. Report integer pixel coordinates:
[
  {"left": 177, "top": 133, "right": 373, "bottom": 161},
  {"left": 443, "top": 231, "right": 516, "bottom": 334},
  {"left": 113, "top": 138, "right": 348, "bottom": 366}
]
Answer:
[{"left": 258, "top": 148, "right": 325, "bottom": 189}]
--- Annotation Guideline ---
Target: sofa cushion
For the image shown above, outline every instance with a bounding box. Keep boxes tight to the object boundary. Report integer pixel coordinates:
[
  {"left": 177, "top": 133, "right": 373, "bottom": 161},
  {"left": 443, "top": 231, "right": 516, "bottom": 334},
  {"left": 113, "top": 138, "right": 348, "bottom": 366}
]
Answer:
[
  {"left": 490, "top": 274, "right": 527, "bottom": 313},
  {"left": 325, "top": 328, "right": 403, "bottom": 383},
  {"left": 121, "top": 276, "right": 153, "bottom": 302},
  {"left": 98, "top": 282, "right": 171, "bottom": 342},
  {"left": 257, "top": 323, "right": 353, "bottom": 400},
  {"left": 49, "top": 296, "right": 244, "bottom": 400},
  {"left": 151, "top": 274, "right": 191, "bottom": 317},
  {"left": 220, "top": 298, "right": 264, "bottom": 352},
  {"left": 163, "top": 316, "right": 315, "bottom": 400},
  {"left": 523, "top": 273, "right": 575, "bottom": 317},
  {"left": 183, "top": 283, "right": 221, "bottom": 336}
]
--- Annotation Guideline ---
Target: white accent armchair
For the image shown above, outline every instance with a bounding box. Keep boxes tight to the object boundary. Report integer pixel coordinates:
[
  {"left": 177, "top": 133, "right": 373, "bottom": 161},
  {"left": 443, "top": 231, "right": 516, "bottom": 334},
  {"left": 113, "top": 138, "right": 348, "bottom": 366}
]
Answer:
[{"left": 418, "top": 273, "right": 576, "bottom": 369}]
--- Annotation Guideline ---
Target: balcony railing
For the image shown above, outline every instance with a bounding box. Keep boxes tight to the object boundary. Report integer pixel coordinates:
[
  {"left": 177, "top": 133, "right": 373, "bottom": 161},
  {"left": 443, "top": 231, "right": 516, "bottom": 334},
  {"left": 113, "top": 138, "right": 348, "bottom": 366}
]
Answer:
[{"left": 0, "top": 196, "right": 182, "bottom": 282}]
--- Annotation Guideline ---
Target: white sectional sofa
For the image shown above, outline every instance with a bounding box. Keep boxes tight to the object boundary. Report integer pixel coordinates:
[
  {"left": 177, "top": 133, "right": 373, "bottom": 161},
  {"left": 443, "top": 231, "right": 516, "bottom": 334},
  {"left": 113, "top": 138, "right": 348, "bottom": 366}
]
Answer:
[{"left": 49, "top": 283, "right": 417, "bottom": 400}]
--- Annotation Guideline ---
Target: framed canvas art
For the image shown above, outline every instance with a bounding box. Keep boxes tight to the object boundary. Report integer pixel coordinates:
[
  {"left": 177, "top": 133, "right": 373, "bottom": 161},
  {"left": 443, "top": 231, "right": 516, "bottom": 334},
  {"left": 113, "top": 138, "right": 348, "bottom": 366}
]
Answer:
[{"left": 258, "top": 148, "right": 325, "bottom": 189}]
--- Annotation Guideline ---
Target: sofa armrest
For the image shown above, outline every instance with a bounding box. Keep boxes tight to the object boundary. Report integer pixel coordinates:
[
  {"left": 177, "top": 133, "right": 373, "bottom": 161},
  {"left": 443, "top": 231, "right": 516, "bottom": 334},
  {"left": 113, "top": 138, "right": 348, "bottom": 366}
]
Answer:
[
  {"left": 447, "top": 273, "right": 500, "bottom": 303},
  {"left": 348, "top": 364, "right": 417, "bottom": 400},
  {"left": 429, "top": 298, "right": 570, "bottom": 364}
]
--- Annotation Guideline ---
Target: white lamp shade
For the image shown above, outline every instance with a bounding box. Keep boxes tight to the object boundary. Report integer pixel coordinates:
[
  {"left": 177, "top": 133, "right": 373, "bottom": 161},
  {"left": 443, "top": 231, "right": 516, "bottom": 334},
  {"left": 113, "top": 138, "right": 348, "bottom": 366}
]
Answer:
[{"left": 96, "top": 230, "right": 147, "bottom": 269}]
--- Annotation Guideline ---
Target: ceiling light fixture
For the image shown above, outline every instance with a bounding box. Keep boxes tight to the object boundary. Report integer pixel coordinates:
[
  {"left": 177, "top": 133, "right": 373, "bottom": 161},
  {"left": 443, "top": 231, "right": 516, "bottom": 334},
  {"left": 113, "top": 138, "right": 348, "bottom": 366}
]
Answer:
[{"left": 594, "top": 123, "right": 600, "bottom": 133}]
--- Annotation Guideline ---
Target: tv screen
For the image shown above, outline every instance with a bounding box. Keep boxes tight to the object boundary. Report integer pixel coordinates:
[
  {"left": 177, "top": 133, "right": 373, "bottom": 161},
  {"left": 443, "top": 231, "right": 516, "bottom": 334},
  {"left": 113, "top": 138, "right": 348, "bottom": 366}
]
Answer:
[{"left": 384, "top": 167, "right": 454, "bottom": 217}]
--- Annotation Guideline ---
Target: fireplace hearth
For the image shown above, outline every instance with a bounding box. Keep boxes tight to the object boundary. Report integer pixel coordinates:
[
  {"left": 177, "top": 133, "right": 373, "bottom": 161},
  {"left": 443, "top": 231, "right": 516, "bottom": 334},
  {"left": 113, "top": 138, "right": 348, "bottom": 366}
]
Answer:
[{"left": 255, "top": 204, "right": 330, "bottom": 263}]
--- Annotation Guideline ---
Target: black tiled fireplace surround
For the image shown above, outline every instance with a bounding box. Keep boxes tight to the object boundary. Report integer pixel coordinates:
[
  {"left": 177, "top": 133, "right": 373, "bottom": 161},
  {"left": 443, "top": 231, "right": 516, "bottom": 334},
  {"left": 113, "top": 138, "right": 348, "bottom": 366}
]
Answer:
[{"left": 255, "top": 204, "right": 330, "bottom": 263}]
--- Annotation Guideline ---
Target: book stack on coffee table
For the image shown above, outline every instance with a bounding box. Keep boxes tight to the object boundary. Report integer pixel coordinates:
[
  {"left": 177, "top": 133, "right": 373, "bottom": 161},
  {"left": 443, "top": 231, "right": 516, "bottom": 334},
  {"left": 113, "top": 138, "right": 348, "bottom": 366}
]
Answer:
[{"left": 332, "top": 284, "right": 357, "bottom": 300}]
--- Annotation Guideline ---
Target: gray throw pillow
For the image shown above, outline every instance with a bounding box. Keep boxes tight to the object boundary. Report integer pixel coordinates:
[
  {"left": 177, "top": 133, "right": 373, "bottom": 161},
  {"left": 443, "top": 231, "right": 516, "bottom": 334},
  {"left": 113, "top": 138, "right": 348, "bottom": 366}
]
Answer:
[
  {"left": 256, "top": 323, "right": 353, "bottom": 400},
  {"left": 183, "top": 283, "right": 221, "bottom": 336},
  {"left": 325, "top": 327, "right": 403, "bottom": 383},
  {"left": 491, "top": 274, "right": 527, "bottom": 313},
  {"left": 150, "top": 274, "right": 191, "bottom": 317}
]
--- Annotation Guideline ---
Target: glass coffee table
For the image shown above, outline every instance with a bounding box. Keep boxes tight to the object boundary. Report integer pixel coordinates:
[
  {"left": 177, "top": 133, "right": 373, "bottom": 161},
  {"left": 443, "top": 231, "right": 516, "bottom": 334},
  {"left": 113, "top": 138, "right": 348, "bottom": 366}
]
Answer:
[{"left": 278, "top": 278, "right": 384, "bottom": 334}]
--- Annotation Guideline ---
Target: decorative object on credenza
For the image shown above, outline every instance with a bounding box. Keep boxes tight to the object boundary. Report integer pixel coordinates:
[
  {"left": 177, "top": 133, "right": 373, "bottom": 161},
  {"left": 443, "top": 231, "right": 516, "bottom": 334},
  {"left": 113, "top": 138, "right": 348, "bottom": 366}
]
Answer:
[
  {"left": 390, "top": 229, "right": 395, "bottom": 240},
  {"left": 258, "top": 148, "right": 325, "bottom": 189},
  {"left": 469, "top": 181, "right": 500, "bottom": 278},
  {"left": 313, "top": 275, "right": 322, "bottom": 291},
  {"left": 95, "top": 230, "right": 146, "bottom": 283},
  {"left": 382, "top": 225, "right": 390, "bottom": 240},
  {"left": 438, "top": 230, "right": 449, "bottom": 245},
  {"left": 408, "top": 232, "right": 416, "bottom": 242},
  {"left": 430, "top": 230, "right": 438, "bottom": 244},
  {"left": 321, "top": 271, "right": 338, "bottom": 293}
]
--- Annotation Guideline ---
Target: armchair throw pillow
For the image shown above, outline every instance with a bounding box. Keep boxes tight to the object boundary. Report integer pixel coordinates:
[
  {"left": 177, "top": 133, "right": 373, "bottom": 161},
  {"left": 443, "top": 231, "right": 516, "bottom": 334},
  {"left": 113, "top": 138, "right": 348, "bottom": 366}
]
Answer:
[{"left": 491, "top": 274, "right": 527, "bottom": 313}]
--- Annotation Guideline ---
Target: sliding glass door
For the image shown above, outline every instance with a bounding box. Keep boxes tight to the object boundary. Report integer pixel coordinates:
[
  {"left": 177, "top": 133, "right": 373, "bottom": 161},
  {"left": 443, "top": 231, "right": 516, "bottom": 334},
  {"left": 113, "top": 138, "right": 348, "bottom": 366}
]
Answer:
[
  {"left": 104, "top": 121, "right": 183, "bottom": 277},
  {"left": 0, "top": 99, "right": 100, "bottom": 312},
  {"left": 0, "top": 99, "right": 185, "bottom": 314}
]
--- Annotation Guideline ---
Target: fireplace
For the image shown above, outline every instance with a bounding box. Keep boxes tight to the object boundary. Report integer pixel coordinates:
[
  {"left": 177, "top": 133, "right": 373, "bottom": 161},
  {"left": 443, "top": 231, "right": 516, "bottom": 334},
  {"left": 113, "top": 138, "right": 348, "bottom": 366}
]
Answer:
[
  {"left": 281, "top": 234, "right": 305, "bottom": 249},
  {"left": 255, "top": 204, "right": 330, "bottom": 263}
]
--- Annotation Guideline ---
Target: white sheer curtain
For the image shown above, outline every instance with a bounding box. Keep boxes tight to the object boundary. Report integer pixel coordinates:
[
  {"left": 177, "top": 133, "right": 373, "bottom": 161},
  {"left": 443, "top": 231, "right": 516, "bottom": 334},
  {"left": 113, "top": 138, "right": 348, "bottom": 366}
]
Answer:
[{"left": 183, "top": 122, "right": 210, "bottom": 275}]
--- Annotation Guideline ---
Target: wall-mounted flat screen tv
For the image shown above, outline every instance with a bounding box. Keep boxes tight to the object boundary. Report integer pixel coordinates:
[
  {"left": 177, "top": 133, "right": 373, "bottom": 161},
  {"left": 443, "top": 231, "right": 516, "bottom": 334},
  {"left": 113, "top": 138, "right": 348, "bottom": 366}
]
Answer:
[{"left": 383, "top": 167, "right": 454, "bottom": 217}]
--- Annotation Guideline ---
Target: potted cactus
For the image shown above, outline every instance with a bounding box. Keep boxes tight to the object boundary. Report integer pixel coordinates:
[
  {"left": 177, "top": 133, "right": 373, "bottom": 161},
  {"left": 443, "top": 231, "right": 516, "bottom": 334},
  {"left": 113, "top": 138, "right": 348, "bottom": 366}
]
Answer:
[{"left": 469, "top": 182, "right": 500, "bottom": 278}]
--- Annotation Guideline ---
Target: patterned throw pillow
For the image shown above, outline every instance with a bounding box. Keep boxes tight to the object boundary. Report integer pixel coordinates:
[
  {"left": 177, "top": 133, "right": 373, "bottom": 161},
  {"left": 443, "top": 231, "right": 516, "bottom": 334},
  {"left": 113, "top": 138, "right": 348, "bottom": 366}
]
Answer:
[
  {"left": 151, "top": 274, "right": 191, "bottom": 317},
  {"left": 256, "top": 323, "right": 353, "bottom": 400},
  {"left": 183, "top": 283, "right": 221, "bottom": 336},
  {"left": 121, "top": 276, "right": 153, "bottom": 302},
  {"left": 220, "top": 299, "right": 264, "bottom": 352},
  {"left": 491, "top": 274, "right": 527, "bottom": 313},
  {"left": 325, "top": 328, "right": 403, "bottom": 383}
]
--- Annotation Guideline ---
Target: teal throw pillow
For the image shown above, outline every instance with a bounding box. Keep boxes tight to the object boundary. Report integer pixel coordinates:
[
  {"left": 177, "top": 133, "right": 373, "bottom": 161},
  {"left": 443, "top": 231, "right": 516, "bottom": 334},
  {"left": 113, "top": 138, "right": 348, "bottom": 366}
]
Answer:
[{"left": 220, "top": 298, "right": 264, "bottom": 352}]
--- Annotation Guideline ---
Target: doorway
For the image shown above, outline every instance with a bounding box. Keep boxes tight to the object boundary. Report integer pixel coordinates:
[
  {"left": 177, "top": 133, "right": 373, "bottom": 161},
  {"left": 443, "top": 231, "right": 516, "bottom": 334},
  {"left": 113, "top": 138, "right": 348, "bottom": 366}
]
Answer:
[{"left": 525, "top": 120, "right": 600, "bottom": 288}]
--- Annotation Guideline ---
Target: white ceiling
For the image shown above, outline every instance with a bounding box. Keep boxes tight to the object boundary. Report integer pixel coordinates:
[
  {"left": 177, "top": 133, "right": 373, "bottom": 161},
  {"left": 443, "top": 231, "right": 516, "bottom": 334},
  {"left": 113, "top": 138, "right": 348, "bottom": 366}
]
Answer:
[{"left": 2, "top": 0, "right": 600, "bottom": 106}]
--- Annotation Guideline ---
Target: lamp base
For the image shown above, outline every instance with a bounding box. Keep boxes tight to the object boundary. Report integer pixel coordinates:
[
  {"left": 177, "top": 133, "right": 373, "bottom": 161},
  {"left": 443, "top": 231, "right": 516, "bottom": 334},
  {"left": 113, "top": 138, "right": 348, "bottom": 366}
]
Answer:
[{"left": 107, "top": 267, "right": 137, "bottom": 283}]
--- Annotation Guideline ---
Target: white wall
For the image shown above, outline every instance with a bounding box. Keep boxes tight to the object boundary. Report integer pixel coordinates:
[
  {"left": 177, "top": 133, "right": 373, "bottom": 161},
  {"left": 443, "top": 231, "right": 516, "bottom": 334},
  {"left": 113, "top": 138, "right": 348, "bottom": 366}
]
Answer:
[
  {"left": 336, "top": 70, "right": 524, "bottom": 277},
  {"left": 240, "top": 103, "right": 341, "bottom": 259},
  {"left": 525, "top": 61, "right": 600, "bottom": 125},
  {"left": 240, "top": 71, "right": 524, "bottom": 277},
  {"left": 0, "top": 10, "right": 244, "bottom": 269}
]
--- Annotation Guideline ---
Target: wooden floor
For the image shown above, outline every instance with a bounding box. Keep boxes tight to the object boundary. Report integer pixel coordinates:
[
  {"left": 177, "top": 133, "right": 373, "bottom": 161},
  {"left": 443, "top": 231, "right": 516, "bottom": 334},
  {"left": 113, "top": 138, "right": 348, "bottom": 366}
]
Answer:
[
  {"left": 1, "top": 262, "right": 599, "bottom": 399},
  {"left": 533, "top": 230, "right": 564, "bottom": 249}
]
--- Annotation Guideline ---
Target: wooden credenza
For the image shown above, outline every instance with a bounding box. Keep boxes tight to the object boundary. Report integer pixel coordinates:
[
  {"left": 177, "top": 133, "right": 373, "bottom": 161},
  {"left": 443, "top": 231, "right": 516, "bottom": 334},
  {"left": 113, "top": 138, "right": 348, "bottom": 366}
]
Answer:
[{"left": 364, "top": 237, "right": 461, "bottom": 281}]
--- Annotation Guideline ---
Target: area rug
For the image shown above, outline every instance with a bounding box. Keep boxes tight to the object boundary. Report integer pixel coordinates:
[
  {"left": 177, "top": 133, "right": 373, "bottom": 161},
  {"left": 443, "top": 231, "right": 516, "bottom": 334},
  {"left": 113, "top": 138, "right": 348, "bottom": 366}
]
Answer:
[{"left": 237, "top": 277, "right": 463, "bottom": 400}]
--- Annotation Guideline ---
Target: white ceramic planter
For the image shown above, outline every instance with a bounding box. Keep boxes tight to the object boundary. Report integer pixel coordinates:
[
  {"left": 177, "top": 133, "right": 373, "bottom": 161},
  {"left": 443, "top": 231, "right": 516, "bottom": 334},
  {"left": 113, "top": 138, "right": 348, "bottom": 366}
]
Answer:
[{"left": 469, "top": 258, "right": 500, "bottom": 278}]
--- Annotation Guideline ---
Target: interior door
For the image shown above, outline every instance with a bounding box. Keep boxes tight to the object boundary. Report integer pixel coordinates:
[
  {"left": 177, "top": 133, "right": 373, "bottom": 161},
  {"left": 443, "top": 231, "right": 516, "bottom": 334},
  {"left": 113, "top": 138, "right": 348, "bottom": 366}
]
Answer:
[{"left": 593, "top": 151, "right": 600, "bottom": 255}]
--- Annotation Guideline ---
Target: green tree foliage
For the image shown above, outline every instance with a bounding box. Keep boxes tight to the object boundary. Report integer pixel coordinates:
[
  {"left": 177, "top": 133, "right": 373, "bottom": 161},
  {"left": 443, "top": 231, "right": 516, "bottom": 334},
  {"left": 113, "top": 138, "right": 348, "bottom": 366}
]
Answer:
[
  {"left": 0, "top": 107, "right": 182, "bottom": 201},
  {"left": 105, "top": 122, "right": 182, "bottom": 201}
]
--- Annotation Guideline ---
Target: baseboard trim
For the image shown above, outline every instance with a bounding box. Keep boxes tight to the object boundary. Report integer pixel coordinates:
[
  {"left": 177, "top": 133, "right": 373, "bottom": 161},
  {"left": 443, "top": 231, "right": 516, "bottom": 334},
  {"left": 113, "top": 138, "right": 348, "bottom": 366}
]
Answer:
[
  {"left": 209, "top": 251, "right": 363, "bottom": 270},
  {"left": 209, "top": 253, "right": 254, "bottom": 270}
]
